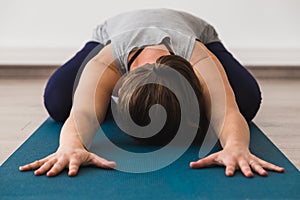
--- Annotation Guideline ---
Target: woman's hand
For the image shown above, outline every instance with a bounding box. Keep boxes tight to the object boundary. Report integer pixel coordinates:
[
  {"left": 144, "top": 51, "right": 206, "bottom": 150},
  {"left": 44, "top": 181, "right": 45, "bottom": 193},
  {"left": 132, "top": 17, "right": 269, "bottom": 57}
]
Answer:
[
  {"left": 189, "top": 145, "right": 284, "bottom": 177},
  {"left": 19, "top": 146, "right": 116, "bottom": 177}
]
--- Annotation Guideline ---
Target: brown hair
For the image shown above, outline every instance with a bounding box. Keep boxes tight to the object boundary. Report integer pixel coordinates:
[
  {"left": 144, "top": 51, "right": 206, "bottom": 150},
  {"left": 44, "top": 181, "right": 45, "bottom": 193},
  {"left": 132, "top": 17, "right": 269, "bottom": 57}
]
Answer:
[{"left": 116, "top": 55, "right": 208, "bottom": 145}]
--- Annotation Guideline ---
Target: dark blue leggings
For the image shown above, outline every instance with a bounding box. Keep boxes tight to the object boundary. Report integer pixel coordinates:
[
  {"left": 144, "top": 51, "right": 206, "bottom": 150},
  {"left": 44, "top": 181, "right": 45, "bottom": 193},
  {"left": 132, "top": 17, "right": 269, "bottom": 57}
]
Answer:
[
  {"left": 44, "top": 41, "right": 261, "bottom": 122},
  {"left": 44, "top": 41, "right": 103, "bottom": 122}
]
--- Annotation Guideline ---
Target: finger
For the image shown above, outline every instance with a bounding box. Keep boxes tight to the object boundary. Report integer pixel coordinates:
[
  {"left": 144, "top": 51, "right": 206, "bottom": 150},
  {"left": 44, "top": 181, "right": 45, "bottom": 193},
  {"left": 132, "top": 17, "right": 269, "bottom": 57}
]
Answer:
[
  {"left": 89, "top": 153, "right": 116, "bottom": 169},
  {"left": 225, "top": 162, "right": 236, "bottom": 177},
  {"left": 249, "top": 161, "right": 268, "bottom": 176},
  {"left": 68, "top": 159, "right": 81, "bottom": 177},
  {"left": 19, "top": 157, "right": 49, "bottom": 171},
  {"left": 47, "top": 160, "right": 68, "bottom": 177},
  {"left": 257, "top": 159, "right": 285, "bottom": 173},
  {"left": 190, "top": 153, "right": 219, "bottom": 169},
  {"left": 238, "top": 159, "right": 254, "bottom": 178},
  {"left": 34, "top": 159, "right": 56, "bottom": 176}
]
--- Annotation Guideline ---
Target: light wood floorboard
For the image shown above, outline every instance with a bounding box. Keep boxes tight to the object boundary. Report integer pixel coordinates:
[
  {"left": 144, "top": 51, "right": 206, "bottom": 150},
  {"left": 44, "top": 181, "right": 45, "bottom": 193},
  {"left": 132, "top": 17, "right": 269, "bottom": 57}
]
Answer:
[
  {"left": 254, "top": 78, "right": 300, "bottom": 169},
  {"left": 0, "top": 79, "right": 48, "bottom": 165}
]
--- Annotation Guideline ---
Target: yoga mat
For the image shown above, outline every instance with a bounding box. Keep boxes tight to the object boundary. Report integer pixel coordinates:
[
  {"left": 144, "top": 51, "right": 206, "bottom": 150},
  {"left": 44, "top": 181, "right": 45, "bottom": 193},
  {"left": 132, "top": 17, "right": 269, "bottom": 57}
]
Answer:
[{"left": 0, "top": 118, "right": 299, "bottom": 200}]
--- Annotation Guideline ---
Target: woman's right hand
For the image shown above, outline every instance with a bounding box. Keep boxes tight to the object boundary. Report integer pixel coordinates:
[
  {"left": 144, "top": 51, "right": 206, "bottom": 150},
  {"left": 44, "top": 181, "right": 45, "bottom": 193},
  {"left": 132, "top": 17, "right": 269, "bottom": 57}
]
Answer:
[{"left": 19, "top": 146, "right": 116, "bottom": 177}]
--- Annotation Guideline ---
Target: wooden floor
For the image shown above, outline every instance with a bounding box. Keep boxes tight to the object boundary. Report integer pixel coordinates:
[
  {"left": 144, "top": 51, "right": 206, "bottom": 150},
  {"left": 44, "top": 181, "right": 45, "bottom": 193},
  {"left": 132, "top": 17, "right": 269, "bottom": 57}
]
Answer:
[{"left": 0, "top": 78, "right": 299, "bottom": 170}]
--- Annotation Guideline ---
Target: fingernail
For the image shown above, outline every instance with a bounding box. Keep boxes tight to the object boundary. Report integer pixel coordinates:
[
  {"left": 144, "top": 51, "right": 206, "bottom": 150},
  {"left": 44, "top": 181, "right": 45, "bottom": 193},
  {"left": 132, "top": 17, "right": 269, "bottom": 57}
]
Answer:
[
  {"left": 107, "top": 161, "right": 116, "bottom": 168},
  {"left": 47, "top": 172, "right": 53, "bottom": 177}
]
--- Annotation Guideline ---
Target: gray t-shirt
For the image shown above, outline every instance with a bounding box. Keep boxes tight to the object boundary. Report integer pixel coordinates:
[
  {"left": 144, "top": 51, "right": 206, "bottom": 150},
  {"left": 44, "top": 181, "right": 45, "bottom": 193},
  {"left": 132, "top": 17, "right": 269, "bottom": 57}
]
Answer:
[{"left": 92, "top": 8, "right": 220, "bottom": 74}]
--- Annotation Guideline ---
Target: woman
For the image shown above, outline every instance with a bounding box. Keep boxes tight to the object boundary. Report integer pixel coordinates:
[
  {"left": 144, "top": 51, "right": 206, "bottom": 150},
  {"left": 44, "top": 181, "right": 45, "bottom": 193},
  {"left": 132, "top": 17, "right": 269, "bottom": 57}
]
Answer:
[{"left": 19, "top": 8, "right": 284, "bottom": 177}]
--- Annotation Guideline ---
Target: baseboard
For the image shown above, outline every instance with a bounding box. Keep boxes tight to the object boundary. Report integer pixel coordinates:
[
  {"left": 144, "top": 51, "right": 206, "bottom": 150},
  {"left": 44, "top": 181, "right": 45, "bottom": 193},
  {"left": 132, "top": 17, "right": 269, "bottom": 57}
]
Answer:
[
  {"left": 1, "top": 64, "right": 300, "bottom": 79},
  {"left": 0, "top": 65, "right": 58, "bottom": 79},
  {"left": 246, "top": 65, "right": 300, "bottom": 79}
]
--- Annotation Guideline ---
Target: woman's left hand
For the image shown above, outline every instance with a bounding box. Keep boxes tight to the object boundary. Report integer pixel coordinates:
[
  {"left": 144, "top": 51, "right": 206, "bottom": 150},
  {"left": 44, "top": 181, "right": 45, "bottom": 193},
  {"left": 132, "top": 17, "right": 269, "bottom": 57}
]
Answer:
[{"left": 189, "top": 145, "right": 285, "bottom": 177}]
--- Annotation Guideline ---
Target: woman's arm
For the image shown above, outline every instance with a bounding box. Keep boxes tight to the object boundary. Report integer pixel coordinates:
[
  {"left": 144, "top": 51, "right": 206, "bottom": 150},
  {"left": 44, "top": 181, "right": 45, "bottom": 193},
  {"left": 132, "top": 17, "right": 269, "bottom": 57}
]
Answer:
[
  {"left": 191, "top": 42, "right": 249, "bottom": 152},
  {"left": 20, "top": 45, "right": 121, "bottom": 177},
  {"left": 71, "top": 44, "right": 121, "bottom": 148},
  {"left": 189, "top": 42, "right": 284, "bottom": 177}
]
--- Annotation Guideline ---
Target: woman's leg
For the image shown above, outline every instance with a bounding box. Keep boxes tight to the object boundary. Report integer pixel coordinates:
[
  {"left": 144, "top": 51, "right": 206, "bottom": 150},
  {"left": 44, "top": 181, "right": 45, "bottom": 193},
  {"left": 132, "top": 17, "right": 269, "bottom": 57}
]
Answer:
[
  {"left": 205, "top": 42, "right": 262, "bottom": 122},
  {"left": 44, "top": 41, "right": 104, "bottom": 122}
]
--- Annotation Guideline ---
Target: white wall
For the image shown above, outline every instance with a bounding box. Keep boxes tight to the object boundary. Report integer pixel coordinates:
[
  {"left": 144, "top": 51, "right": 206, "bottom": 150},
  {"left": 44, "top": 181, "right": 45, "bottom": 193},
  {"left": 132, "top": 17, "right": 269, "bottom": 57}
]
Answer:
[{"left": 0, "top": 0, "right": 300, "bottom": 65}]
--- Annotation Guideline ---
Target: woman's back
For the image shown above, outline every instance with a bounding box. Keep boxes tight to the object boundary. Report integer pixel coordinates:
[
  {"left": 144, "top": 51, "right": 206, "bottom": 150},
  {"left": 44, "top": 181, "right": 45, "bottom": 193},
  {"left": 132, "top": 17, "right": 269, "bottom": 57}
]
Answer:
[{"left": 92, "top": 8, "right": 220, "bottom": 74}]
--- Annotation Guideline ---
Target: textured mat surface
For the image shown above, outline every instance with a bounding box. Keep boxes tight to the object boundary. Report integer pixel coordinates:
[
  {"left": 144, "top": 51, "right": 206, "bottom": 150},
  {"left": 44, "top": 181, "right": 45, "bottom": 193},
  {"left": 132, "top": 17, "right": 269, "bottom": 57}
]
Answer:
[{"left": 0, "top": 118, "right": 299, "bottom": 200}]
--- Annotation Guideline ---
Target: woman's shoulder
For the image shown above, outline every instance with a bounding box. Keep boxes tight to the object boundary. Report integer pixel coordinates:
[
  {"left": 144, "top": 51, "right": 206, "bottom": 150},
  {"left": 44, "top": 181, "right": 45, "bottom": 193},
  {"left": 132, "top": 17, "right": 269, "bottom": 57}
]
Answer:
[
  {"left": 89, "top": 44, "right": 120, "bottom": 74},
  {"left": 189, "top": 40, "right": 212, "bottom": 66}
]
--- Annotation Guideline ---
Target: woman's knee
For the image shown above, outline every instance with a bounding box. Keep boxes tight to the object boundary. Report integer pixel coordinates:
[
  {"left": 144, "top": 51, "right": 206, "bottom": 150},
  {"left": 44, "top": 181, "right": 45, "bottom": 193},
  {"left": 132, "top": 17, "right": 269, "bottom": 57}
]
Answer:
[
  {"left": 238, "top": 80, "right": 262, "bottom": 122},
  {"left": 43, "top": 83, "right": 72, "bottom": 122},
  {"left": 43, "top": 41, "right": 103, "bottom": 122},
  {"left": 205, "top": 41, "right": 262, "bottom": 121}
]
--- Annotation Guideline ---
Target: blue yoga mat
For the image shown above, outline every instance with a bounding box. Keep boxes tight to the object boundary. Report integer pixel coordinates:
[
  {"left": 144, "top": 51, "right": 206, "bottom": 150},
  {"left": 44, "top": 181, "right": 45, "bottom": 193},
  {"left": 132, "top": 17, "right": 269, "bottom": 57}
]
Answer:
[{"left": 0, "top": 118, "right": 299, "bottom": 199}]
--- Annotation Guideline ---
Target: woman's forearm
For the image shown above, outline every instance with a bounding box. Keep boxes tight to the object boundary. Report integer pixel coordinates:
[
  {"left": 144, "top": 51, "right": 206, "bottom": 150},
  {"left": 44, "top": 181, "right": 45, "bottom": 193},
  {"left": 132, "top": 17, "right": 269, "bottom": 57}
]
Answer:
[
  {"left": 219, "top": 111, "right": 250, "bottom": 149},
  {"left": 59, "top": 113, "right": 99, "bottom": 149},
  {"left": 59, "top": 114, "right": 86, "bottom": 149}
]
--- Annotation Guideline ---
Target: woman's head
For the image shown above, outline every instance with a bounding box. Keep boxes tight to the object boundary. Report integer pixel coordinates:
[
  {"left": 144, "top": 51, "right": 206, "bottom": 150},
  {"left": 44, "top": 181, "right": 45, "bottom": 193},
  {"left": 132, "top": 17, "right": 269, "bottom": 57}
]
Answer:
[{"left": 116, "top": 55, "right": 207, "bottom": 145}]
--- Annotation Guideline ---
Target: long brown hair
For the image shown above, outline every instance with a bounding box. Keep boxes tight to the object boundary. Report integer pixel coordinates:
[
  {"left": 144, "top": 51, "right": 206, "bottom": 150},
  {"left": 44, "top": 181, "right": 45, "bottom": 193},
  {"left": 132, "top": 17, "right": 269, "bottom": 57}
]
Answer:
[{"left": 116, "top": 55, "right": 208, "bottom": 145}]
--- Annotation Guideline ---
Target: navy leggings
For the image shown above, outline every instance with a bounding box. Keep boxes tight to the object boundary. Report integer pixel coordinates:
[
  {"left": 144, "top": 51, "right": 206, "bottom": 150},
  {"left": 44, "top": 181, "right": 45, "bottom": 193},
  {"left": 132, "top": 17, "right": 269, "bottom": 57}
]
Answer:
[{"left": 44, "top": 41, "right": 261, "bottom": 122}]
